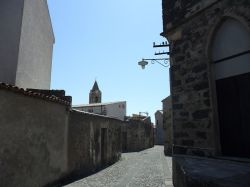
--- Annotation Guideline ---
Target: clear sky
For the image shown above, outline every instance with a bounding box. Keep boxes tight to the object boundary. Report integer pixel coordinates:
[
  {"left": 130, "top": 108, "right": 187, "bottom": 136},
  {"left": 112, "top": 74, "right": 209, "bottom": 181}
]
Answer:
[{"left": 47, "top": 0, "right": 170, "bottom": 122}]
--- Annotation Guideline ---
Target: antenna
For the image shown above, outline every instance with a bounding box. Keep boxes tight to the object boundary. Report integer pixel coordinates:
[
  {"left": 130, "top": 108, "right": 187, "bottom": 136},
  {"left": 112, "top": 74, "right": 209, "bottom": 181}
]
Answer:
[{"left": 153, "top": 41, "right": 169, "bottom": 48}]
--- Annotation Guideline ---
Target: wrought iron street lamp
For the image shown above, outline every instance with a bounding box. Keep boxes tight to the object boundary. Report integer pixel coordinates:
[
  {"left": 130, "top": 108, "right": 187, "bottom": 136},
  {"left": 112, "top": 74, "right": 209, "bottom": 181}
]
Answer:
[
  {"left": 138, "top": 58, "right": 169, "bottom": 69},
  {"left": 138, "top": 41, "right": 170, "bottom": 69}
]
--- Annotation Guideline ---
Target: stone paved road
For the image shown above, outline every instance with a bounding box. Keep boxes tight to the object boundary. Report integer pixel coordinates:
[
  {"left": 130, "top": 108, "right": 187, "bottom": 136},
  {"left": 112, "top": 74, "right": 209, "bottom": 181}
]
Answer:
[{"left": 64, "top": 146, "right": 173, "bottom": 187}]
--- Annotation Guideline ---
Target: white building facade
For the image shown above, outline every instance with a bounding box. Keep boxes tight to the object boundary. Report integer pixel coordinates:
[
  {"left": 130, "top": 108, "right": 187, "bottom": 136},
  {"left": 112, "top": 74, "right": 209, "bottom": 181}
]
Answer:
[
  {"left": 73, "top": 101, "right": 126, "bottom": 121},
  {"left": 0, "top": 0, "right": 54, "bottom": 89}
]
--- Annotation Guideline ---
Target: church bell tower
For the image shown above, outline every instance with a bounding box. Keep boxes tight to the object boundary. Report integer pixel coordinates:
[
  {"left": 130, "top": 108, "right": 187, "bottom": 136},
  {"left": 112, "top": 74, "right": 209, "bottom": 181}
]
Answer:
[{"left": 89, "top": 81, "right": 102, "bottom": 104}]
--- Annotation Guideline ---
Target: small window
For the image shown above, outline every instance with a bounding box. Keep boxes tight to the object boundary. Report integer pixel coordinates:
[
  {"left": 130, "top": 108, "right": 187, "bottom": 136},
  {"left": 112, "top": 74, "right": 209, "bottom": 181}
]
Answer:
[{"left": 95, "top": 97, "right": 99, "bottom": 102}]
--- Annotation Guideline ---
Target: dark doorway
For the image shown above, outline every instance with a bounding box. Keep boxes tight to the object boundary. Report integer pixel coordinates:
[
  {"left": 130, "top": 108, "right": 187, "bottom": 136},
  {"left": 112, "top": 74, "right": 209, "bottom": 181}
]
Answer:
[
  {"left": 122, "top": 132, "right": 127, "bottom": 152},
  {"left": 101, "top": 128, "right": 107, "bottom": 165},
  {"left": 211, "top": 18, "right": 250, "bottom": 158},
  {"left": 216, "top": 72, "right": 250, "bottom": 157}
]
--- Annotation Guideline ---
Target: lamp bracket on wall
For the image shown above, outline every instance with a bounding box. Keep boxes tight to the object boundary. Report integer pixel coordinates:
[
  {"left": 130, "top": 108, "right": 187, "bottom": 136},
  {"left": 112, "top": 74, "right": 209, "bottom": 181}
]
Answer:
[
  {"left": 138, "top": 58, "right": 169, "bottom": 69},
  {"left": 138, "top": 41, "right": 170, "bottom": 69}
]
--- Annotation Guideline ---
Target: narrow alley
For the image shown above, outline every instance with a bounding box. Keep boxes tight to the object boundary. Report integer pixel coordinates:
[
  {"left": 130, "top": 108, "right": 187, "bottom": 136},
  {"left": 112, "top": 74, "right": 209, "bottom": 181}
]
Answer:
[{"left": 64, "top": 146, "right": 173, "bottom": 187}]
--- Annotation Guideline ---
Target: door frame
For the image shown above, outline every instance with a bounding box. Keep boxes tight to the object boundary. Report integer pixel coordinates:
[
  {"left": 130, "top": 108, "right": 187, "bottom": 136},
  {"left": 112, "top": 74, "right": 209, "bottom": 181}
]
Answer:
[{"left": 206, "top": 15, "right": 250, "bottom": 157}]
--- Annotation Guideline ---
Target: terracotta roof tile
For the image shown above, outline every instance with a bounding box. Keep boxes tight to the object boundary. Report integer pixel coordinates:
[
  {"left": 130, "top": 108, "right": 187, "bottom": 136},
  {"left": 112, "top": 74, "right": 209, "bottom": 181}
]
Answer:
[{"left": 0, "top": 82, "right": 71, "bottom": 106}]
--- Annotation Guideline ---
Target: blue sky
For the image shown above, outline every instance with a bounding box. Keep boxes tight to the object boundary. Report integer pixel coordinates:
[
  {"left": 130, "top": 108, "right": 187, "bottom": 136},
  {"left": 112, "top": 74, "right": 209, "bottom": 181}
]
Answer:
[{"left": 48, "top": 0, "right": 170, "bottom": 122}]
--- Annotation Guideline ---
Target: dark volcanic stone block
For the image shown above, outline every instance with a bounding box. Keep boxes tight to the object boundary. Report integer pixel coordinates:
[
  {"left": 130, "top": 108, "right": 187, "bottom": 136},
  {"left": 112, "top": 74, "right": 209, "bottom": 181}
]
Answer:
[
  {"left": 173, "top": 104, "right": 183, "bottom": 110},
  {"left": 172, "top": 95, "right": 180, "bottom": 102},
  {"left": 192, "top": 63, "right": 207, "bottom": 73},
  {"left": 185, "top": 76, "right": 196, "bottom": 84},
  {"left": 172, "top": 80, "right": 182, "bottom": 87},
  {"left": 182, "top": 139, "right": 194, "bottom": 146},
  {"left": 174, "top": 132, "right": 189, "bottom": 138},
  {"left": 192, "top": 109, "right": 209, "bottom": 119},
  {"left": 180, "top": 111, "right": 189, "bottom": 117},
  {"left": 182, "top": 122, "right": 196, "bottom": 129},
  {"left": 196, "top": 131, "right": 207, "bottom": 139},
  {"left": 193, "top": 81, "right": 209, "bottom": 91},
  {"left": 204, "top": 99, "right": 210, "bottom": 106}
]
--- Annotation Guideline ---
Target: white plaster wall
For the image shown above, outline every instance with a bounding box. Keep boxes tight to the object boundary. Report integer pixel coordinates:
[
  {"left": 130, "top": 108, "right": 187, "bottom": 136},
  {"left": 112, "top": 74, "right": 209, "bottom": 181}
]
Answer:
[
  {"left": 80, "top": 106, "right": 103, "bottom": 114},
  {"left": 106, "top": 102, "right": 126, "bottom": 121},
  {"left": 73, "top": 102, "right": 126, "bottom": 120},
  {"left": 16, "top": 0, "right": 54, "bottom": 89}
]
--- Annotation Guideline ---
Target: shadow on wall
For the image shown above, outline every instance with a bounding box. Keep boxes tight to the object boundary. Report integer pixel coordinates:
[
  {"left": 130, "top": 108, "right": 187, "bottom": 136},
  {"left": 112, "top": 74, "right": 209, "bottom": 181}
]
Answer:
[
  {"left": 0, "top": 84, "right": 70, "bottom": 187},
  {"left": 0, "top": 85, "right": 121, "bottom": 187},
  {"left": 64, "top": 110, "right": 122, "bottom": 184},
  {"left": 122, "top": 117, "right": 154, "bottom": 153},
  {"left": 0, "top": 84, "right": 154, "bottom": 187}
]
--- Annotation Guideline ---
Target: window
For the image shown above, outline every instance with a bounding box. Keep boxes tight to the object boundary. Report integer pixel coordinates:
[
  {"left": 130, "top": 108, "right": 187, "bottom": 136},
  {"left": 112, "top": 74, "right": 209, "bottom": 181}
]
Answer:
[
  {"left": 212, "top": 18, "right": 250, "bottom": 80},
  {"left": 95, "top": 96, "right": 99, "bottom": 102}
]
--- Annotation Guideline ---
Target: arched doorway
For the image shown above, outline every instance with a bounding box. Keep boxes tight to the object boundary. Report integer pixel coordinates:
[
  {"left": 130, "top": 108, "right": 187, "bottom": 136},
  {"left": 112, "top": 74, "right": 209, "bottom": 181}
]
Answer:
[{"left": 211, "top": 18, "right": 250, "bottom": 157}]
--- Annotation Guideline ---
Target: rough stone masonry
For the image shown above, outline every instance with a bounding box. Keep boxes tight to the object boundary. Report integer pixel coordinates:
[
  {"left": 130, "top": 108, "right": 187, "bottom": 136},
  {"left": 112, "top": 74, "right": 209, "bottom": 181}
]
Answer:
[{"left": 161, "top": 0, "right": 250, "bottom": 157}]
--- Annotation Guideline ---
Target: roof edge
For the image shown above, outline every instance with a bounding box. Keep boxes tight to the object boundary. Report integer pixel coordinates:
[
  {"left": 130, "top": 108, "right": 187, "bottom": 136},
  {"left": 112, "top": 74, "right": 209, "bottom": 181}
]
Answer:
[{"left": 0, "top": 82, "right": 71, "bottom": 106}]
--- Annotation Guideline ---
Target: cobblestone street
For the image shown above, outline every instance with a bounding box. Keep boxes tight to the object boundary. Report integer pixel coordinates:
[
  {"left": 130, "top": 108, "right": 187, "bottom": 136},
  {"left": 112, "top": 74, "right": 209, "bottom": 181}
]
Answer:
[{"left": 64, "top": 146, "right": 173, "bottom": 187}]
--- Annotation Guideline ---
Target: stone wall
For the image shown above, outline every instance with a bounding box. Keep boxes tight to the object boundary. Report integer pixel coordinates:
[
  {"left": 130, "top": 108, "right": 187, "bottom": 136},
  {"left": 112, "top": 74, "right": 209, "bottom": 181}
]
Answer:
[
  {"left": 0, "top": 84, "right": 122, "bottom": 186},
  {"left": 122, "top": 118, "right": 154, "bottom": 152},
  {"left": 67, "top": 110, "right": 122, "bottom": 177},
  {"left": 155, "top": 111, "right": 164, "bottom": 145},
  {"left": 162, "top": 96, "right": 173, "bottom": 155},
  {"left": 0, "top": 83, "right": 155, "bottom": 186},
  {"left": 0, "top": 84, "right": 69, "bottom": 187},
  {"left": 162, "top": 0, "right": 218, "bottom": 34},
  {"left": 161, "top": 0, "right": 250, "bottom": 156}
]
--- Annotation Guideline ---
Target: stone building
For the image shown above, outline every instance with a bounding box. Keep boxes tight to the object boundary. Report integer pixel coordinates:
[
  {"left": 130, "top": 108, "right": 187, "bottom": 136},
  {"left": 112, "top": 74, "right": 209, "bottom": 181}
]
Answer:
[
  {"left": 162, "top": 96, "right": 172, "bottom": 155},
  {"left": 161, "top": 0, "right": 250, "bottom": 186},
  {"left": 155, "top": 110, "right": 164, "bottom": 145},
  {"left": 162, "top": 0, "right": 250, "bottom": 158},
  {"left": 0, "top": 0, "right": 54, "bottom": 89}
]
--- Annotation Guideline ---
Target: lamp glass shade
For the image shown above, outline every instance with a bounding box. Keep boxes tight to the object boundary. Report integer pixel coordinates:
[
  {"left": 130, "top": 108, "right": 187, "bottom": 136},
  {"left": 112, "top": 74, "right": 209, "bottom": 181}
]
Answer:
[{"left": 138, "top": 60, "right": 148, "bottom": 69}]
